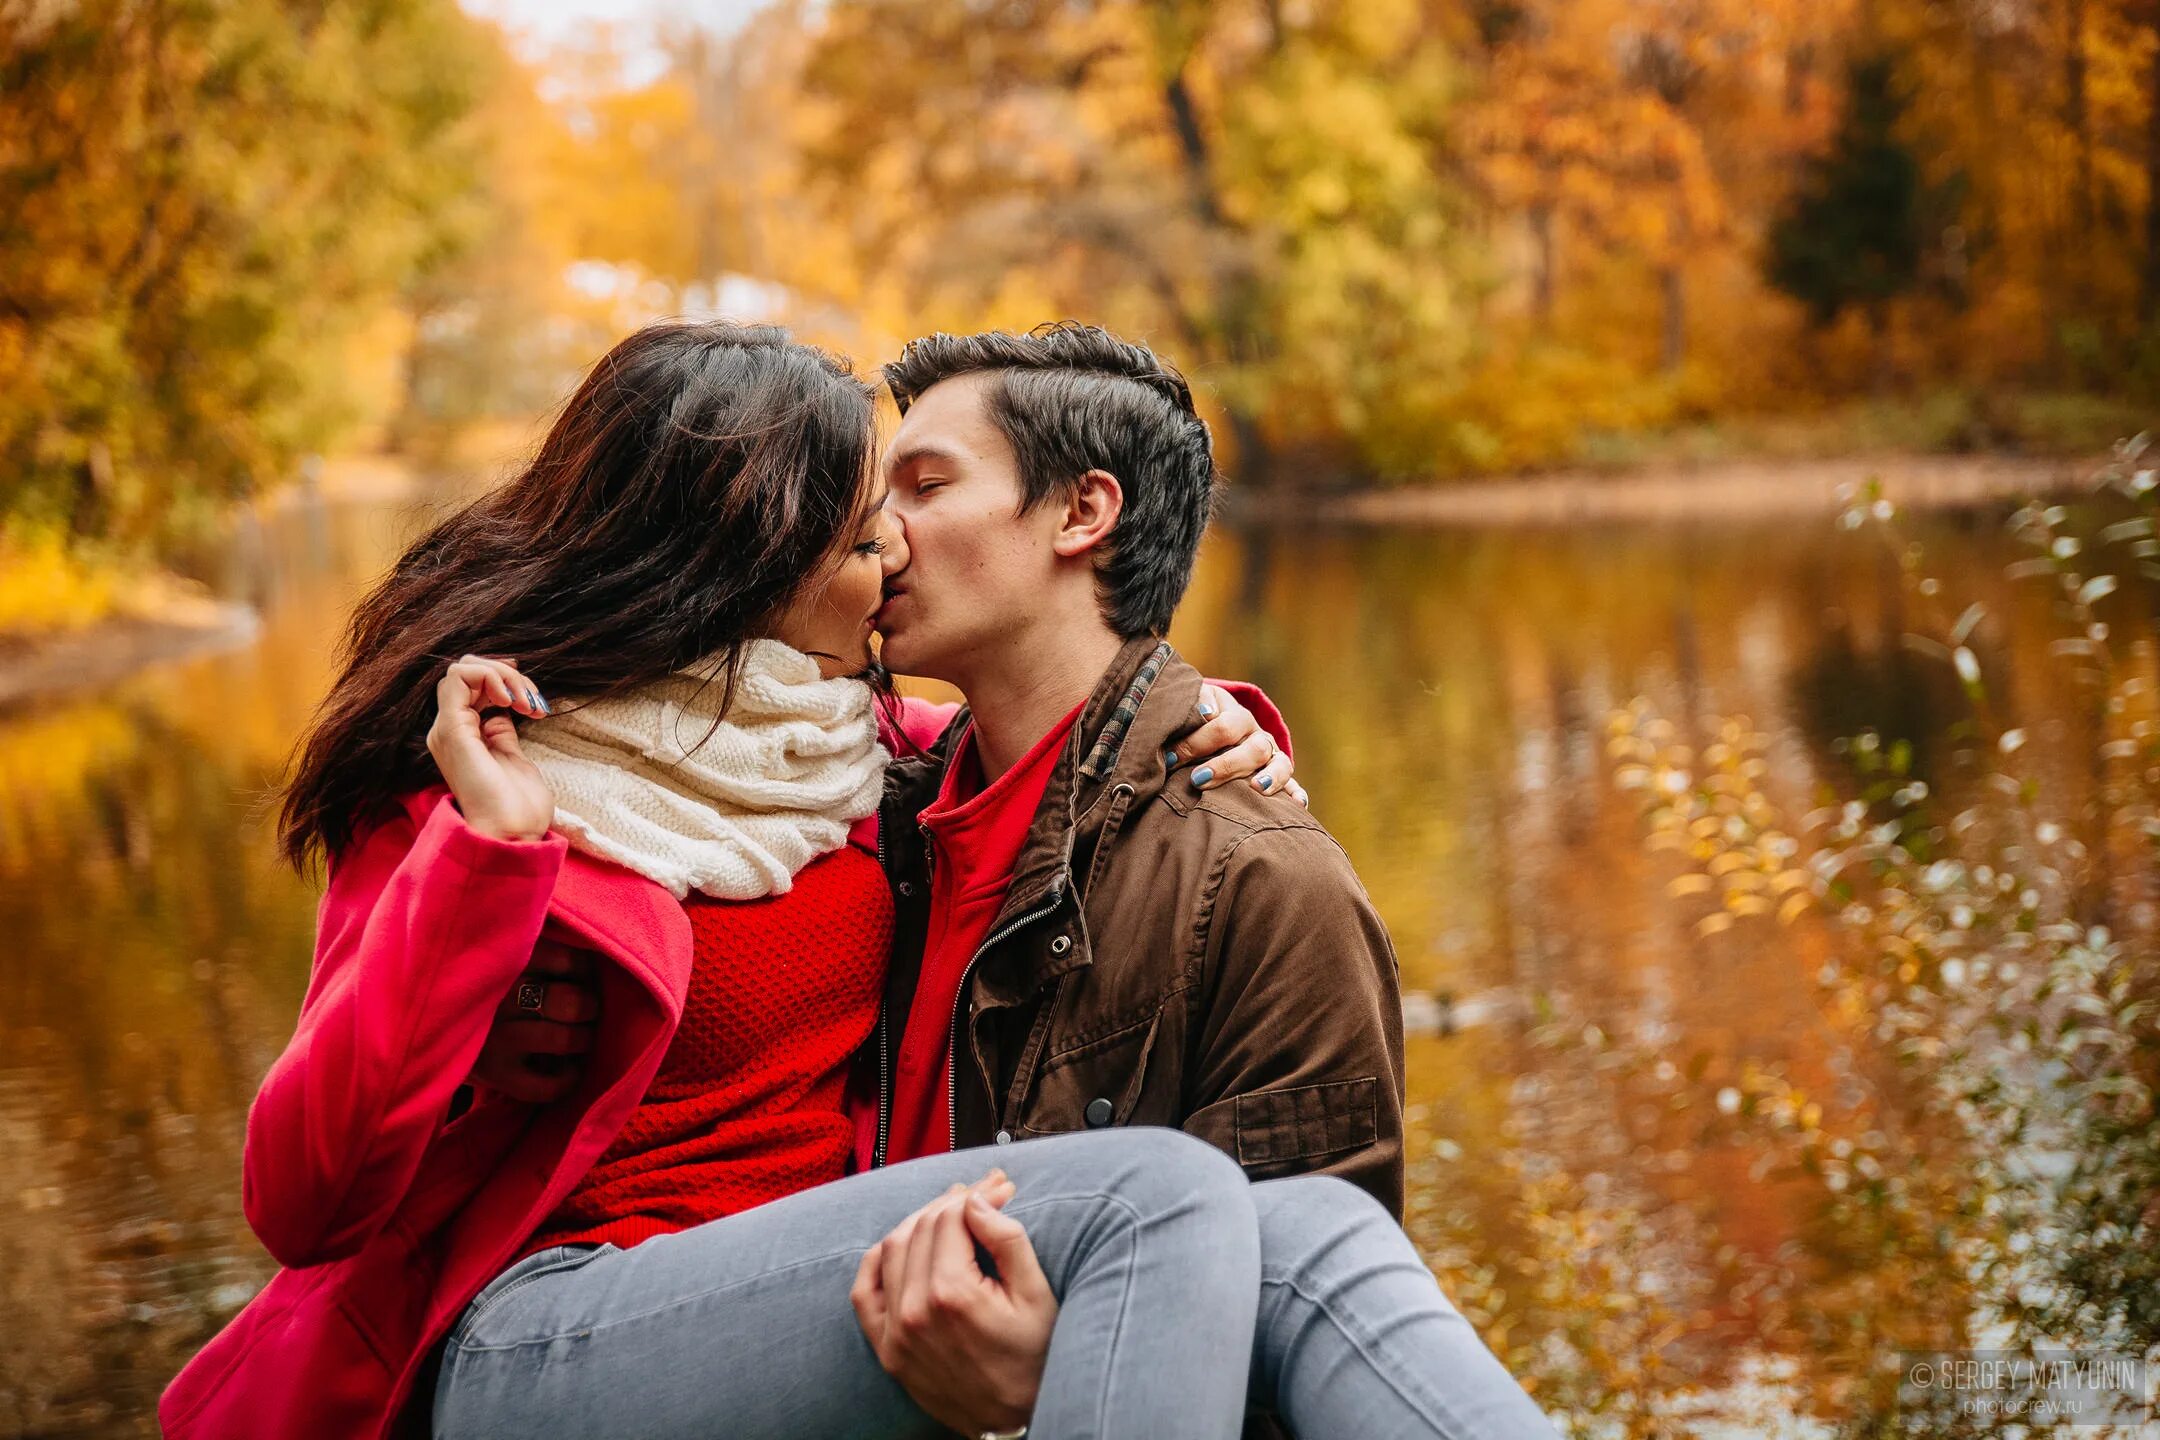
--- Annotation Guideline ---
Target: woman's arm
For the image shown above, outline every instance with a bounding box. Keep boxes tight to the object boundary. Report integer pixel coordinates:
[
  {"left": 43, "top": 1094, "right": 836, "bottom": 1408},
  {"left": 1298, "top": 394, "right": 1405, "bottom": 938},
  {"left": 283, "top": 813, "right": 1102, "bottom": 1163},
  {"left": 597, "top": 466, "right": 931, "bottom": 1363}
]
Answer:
[
  {"left": 242, "top": 795, "right": 566, "bottom": 1269},
  {"left": 1210, "top": 680, "right": 1291, "bottom": 761},
  {"left": 244, "top": 655, "right": 565, "bottom": 1269},
  {"left": 880, "top": 694, "right": 961, "bottom": 754},
  {"left": 881, "top": 682, "right": 1294, "bottom": 763}
]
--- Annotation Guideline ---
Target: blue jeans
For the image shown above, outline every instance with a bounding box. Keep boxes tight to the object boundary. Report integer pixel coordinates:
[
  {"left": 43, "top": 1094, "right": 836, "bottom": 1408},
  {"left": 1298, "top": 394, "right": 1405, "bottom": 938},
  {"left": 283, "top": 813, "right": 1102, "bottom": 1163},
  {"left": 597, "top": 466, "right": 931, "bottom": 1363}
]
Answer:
[{"left": 434, "top": 1129, "right": 1554, "bottom": 1439}]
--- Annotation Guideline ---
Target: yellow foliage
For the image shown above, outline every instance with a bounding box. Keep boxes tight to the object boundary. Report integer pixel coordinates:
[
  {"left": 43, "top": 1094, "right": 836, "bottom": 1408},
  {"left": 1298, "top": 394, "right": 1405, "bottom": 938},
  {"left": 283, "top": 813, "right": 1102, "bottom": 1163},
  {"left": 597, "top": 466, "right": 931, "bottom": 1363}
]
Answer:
[{"left": 0, "top": 529, "right": 119, "bottom": 636}]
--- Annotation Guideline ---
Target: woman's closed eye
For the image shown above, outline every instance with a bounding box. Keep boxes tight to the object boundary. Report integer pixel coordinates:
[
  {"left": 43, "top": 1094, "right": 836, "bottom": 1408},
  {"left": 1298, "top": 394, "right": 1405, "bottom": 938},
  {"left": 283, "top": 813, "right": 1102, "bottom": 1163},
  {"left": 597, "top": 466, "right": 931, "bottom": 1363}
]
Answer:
[{"left": 854, "top": 537, "right": 887, "bottom": 556}]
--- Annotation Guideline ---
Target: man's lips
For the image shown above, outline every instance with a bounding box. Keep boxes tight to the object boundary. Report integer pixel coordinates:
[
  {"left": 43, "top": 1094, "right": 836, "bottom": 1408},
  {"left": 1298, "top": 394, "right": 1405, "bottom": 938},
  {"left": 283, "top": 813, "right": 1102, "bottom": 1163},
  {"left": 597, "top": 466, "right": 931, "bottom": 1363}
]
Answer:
[{"left": 876, "top": 587, "right": 908, "bottom": 624}]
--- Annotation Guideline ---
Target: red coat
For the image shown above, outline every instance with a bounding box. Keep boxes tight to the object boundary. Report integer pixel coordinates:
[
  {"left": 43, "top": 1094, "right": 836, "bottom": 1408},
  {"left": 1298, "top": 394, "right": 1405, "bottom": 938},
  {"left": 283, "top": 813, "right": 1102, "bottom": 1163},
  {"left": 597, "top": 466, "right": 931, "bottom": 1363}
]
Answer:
[
  {"left": 160, "top": 787, "right": 694, "bottom": 1438},
  {"left": 163, "top": 697, "right": 959, "bottom": 1440}
]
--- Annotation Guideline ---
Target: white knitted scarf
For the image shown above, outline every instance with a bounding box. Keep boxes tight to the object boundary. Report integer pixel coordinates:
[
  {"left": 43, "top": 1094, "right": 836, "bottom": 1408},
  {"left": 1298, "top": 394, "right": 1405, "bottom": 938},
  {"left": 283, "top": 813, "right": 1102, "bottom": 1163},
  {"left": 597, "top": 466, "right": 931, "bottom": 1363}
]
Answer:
[{"left": 519, "top": 639, "right": 888, "bottom": 901}]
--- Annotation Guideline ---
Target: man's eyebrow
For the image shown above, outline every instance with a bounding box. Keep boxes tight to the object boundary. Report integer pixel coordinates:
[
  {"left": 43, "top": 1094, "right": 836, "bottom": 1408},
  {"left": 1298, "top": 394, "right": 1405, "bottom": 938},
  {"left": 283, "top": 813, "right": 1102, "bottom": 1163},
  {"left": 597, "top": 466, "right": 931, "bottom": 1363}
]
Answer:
[{"left": 887, "top": 440, "right": 968, "bottom": 471}]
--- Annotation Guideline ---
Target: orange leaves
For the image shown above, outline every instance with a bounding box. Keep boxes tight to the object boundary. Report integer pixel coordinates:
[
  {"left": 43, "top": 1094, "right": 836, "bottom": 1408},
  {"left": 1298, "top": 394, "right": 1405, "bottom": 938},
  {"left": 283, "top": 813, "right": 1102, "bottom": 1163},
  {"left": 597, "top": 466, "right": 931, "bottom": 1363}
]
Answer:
[{"left": 1610, "top": 705, "right": 1820, "bottom": 940}]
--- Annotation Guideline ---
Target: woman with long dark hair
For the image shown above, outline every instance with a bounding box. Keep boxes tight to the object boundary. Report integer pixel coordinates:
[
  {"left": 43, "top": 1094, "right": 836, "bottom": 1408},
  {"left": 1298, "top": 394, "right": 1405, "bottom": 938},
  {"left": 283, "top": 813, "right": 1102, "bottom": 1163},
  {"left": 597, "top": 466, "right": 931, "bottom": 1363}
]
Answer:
[{"left": 162, "top": 321, "right": 1557, "bottom": 1440}]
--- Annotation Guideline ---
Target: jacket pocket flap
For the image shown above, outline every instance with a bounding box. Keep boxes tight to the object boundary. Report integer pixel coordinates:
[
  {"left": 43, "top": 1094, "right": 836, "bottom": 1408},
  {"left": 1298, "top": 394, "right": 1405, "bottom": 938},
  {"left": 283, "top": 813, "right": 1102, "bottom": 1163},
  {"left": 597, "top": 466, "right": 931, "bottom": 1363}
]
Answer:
[
  {"left": 1233, "top": 1078, "right": 1378, "bottom": 1165},
  {"left": 1020, "top": 1013, "right": 1160, "bottom": 1134}
]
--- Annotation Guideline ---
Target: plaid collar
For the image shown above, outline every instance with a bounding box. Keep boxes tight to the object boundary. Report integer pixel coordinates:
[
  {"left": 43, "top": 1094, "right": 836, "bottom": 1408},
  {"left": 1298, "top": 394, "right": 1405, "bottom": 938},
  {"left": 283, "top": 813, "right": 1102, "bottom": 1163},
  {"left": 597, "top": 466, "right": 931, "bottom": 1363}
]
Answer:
[{"left": 1078, "top": 640, "right": 1173, "bottom": 783}]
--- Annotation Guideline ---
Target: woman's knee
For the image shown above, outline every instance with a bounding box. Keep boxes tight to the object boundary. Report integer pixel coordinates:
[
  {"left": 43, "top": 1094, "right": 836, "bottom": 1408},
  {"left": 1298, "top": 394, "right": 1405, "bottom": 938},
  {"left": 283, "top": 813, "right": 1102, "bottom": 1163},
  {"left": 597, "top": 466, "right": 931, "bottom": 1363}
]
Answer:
[
  {"left": 1250, "top": 1174, "right": 1417, "bottom": 1276},
  {"left": 1027, "top": 1126, "right": 1254, "bottom": 1228},
  {"left": 1254, "top": 1171, "right": 1386, "bottom": 1222}
]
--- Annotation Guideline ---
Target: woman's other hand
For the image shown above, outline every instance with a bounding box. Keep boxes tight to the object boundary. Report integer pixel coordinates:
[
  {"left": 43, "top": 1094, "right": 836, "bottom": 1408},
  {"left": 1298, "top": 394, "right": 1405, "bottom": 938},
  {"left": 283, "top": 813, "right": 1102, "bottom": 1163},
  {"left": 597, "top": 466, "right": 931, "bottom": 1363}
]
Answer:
[
  {"left": 1170, "top": 681, "right": 1306, "bottom": 805},
  {"left": 427, "top": 654, "right": 555, "bottom": 842},
  {"left": 468, "top": 941, "right": 599, "bottom": 1103},
  {"left": 850, "top": 1170, "right": 1051, "bottom": 1436}
]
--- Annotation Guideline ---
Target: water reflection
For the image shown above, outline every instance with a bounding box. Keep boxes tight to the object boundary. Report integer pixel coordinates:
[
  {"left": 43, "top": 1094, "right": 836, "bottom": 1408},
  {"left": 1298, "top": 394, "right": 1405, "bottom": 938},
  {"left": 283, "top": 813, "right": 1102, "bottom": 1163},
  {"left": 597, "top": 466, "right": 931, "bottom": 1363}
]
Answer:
[
  {"left": 0, "top": 483, "right": 2118, "bottom": 1433},
  {"left": 0, "top": 492, "right": 441, "bottom": 1437}
]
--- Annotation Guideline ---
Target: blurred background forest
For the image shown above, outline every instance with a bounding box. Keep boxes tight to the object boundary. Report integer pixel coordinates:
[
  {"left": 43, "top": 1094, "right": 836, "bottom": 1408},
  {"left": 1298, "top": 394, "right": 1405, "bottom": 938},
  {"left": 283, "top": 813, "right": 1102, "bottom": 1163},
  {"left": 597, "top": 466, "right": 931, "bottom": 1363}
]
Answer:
[
  {"left": 8, "top": 4, "right": 2160, "bottom": 1437},
  {"left": 7, "top": 0, "right": 2160, "bottom": 609}
]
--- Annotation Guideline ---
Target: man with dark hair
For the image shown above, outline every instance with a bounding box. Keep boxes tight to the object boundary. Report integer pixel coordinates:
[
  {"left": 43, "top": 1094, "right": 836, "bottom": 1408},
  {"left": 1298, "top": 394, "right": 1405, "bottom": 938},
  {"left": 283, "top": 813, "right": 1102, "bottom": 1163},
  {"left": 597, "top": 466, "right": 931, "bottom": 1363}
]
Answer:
[
  {"left": 858, "top": 323, "right": 1405, "bottom": 1209},
  {"left": 881, "top": 324, "right": 1223, "bottom": 638},
  {"left": 835, "top": 324, "right": 1465, "bottom": 1440}
]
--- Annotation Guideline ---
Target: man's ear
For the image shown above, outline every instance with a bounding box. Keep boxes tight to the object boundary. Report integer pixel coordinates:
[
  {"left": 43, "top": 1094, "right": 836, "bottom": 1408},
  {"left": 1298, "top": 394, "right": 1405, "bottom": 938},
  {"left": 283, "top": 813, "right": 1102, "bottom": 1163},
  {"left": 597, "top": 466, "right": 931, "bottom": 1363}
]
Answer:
[{"left": 1052, "top": 469, "right": 1122, "bottom": 559}]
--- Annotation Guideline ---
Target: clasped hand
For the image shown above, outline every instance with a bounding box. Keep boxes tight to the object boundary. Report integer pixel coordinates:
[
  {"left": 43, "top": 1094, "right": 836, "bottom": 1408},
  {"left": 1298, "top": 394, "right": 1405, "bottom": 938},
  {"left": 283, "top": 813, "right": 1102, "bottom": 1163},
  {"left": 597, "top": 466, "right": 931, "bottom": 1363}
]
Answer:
[{"left": 850, "top": 1170, "right": 1056, "bottom": 1436}]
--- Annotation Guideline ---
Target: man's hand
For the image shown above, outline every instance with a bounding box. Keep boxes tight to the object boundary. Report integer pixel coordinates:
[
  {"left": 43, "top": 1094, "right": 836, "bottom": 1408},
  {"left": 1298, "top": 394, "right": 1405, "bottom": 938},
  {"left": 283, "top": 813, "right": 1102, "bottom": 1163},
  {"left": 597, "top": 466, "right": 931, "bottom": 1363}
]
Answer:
[
  {"left": 468, "top": 940, "right": 599, "bottom": 1103},
  {"left": 850, "top": 1170, "right": 1054, "bottom": 1436}
]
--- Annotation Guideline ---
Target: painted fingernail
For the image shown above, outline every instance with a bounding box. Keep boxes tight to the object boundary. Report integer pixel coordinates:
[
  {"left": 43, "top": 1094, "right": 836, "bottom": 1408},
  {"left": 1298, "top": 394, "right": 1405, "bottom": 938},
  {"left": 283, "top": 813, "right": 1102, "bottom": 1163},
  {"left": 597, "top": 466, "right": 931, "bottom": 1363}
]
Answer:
[
  {"left": 1197, "top": 702, "right": 1215, "bottom": 718},
  {"left": 530, "top": 689, "right": 551, "bottom": 715},
  {"left": 1164, "top": 748, "right": 1180, "bottom": 770},
  {"left": 1192, "top": 766, "right": 1213, "bottom": 787},
  {"left": 1258, "top": 775, "right": 1274, "bottom": 792}
]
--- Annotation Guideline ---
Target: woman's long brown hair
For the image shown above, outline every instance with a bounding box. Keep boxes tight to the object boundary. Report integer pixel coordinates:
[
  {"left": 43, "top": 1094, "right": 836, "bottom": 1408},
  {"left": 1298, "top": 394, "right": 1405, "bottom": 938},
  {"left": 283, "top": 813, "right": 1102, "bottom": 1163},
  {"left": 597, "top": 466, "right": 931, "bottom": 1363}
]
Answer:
[{"left": 279, "top": 321, "right": 879, "bottom": 869}]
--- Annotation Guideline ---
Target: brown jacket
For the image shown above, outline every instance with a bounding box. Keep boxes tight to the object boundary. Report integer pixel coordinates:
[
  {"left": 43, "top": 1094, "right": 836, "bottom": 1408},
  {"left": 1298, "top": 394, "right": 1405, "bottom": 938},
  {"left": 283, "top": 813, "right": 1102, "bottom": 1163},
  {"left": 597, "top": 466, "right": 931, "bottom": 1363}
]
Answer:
[{"left": 865, "top": 638, "right": 1406, "bottom": 1215}]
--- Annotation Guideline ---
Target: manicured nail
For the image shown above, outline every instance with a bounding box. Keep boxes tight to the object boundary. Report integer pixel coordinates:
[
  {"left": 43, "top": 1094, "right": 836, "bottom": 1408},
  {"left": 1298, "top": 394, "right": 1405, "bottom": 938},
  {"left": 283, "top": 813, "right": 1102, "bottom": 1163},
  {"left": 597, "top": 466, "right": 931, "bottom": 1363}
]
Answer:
[
  {"left": 1192, "top": 766, "right": 1213, "bottom": 787},
  {"left": 1164, "top": 748, "right": 1180, "bottom": 771},
  {"left": 1197, "top": 702, "right": 1215, "bottom": 718},
  {"left": 1257, "top": 775, "right": 1273, "bottom": 792},
  {"left": 530, "top": 689, "right": 551, "bottom": 715}
]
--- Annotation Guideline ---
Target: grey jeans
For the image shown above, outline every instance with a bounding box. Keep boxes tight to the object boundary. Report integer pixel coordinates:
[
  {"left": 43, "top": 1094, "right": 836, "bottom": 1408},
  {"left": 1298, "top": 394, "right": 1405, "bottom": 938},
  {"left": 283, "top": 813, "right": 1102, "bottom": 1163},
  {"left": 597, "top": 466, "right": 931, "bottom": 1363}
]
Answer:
[{"left": 433, "top": 1128, "right": 1554, "bottom": 1440}]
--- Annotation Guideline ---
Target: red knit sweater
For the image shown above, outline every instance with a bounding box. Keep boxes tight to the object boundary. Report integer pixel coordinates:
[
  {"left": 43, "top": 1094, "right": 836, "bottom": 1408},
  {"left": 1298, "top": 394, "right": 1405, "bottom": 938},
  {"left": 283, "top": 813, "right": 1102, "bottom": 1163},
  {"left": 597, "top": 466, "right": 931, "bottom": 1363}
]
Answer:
[{"left": 526, "top": 843, "right": 893, "bottom": 1254}]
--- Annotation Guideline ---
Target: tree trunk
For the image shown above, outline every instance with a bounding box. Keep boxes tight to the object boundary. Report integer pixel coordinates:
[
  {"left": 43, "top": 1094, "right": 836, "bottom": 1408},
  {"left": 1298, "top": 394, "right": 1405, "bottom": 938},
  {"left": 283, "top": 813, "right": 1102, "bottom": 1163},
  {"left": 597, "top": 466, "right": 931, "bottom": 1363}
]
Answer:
[
  {"left": 2066, "top": 0, "right": 2094, "bottom": 306},
  {"left": 1163, "top": 67, "right": 1224, "bottom": 228},
  {"left": 1531, "top": 204, "right": 1555, "bottom": 327},
  {"left": 1660, "top": 265, "right": 1686, "bottom": 373},
  {"left": 2145, "top": 4, "right": 2160, "bottom": 326},
  {"left": 1224, "top": 406, "right": 1274, "bottom": 492},
  {"left": 1161, "top": 53, "right": 1276, "bottom": 488},
  {"left": 1870, "top": 299, "right": 1894, "bottom": 395}
]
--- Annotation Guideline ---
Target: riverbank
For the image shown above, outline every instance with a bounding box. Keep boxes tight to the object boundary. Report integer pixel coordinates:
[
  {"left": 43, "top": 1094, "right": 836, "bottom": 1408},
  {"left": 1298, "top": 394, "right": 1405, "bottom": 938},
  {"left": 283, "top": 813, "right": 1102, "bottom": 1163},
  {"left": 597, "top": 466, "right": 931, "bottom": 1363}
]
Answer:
[
  {"left": 0, "top": 454, "right": 424, "bottom": 713},
  {"left": 0, "top": 600, "right": 259, "bottom": 713},
  {"left": 1233, "top": 451, "right": 2097, "bottom": 527},
  {"left": 0, "top": 448, "right": 2108, "bottom": 710}
]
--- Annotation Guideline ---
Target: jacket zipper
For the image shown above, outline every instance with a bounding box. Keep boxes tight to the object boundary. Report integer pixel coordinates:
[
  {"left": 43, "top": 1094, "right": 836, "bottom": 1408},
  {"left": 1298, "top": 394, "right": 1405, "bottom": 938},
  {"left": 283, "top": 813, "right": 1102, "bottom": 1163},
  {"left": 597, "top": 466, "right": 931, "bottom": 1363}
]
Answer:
[
  {"left": 945, "top": 882, "right": 1064, "bottom": 1152},
  {"left": 872, "top": 800, "right": 895, "bottom": 1168},
  {"left": 872, "top": 813, "right": 952, "bottom": 1168}
]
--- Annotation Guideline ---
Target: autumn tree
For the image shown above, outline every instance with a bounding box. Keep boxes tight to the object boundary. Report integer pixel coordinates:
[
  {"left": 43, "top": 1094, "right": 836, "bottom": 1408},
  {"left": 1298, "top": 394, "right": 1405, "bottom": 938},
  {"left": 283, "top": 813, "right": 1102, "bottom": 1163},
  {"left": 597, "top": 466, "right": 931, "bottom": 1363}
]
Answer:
[
  {"left": 794, "top": 0, "right": 1479, "bottom": 485},
  {"left": 0, "top": 0, "right": 487, "bottom": 551},
  {"left": 1766, "top": 55, "right": 1929, "bottom": 386}
]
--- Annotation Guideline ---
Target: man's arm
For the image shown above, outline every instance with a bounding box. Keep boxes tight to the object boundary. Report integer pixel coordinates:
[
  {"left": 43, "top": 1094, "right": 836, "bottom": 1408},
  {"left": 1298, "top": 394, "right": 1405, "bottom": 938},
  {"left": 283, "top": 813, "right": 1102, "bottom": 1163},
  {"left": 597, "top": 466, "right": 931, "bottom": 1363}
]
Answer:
[{"left": 1182, "top": 823, "right": 1406, "bottom": 1216}]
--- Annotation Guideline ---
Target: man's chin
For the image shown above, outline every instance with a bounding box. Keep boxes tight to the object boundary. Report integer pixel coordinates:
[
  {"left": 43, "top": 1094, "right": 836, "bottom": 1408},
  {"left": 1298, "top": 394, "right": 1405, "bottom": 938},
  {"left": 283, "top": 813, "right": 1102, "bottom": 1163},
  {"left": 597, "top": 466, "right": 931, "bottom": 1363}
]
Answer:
[
  {"left": 875, "top": 635, "right": 917, "bottom": 676},
  {"left": 873, "top": 628, "right": 948, "bottom": 683}
]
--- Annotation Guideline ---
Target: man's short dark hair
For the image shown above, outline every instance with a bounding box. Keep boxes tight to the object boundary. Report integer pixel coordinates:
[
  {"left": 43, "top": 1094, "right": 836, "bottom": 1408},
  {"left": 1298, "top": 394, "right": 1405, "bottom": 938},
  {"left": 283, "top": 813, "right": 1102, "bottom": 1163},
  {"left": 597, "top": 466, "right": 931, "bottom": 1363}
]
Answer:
[{"left": 884, "top": 322, "right": 1222, "bottom": 638}]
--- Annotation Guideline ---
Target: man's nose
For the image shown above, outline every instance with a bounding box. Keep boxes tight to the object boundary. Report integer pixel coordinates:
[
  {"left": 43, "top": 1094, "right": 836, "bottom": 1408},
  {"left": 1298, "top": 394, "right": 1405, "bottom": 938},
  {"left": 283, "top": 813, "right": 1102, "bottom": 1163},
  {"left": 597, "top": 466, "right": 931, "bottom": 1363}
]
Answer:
[{"left": 880, "top": 513, "right": 911, "bottom": 577}]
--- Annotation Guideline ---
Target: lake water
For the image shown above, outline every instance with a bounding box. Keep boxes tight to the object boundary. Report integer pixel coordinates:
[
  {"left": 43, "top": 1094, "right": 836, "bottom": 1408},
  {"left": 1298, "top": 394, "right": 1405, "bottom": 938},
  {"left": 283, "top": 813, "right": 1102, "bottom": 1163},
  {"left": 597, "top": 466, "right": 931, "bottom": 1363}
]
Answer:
[{"left": 0, "top": 474, "right": 2108, "bottom": 1434}]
